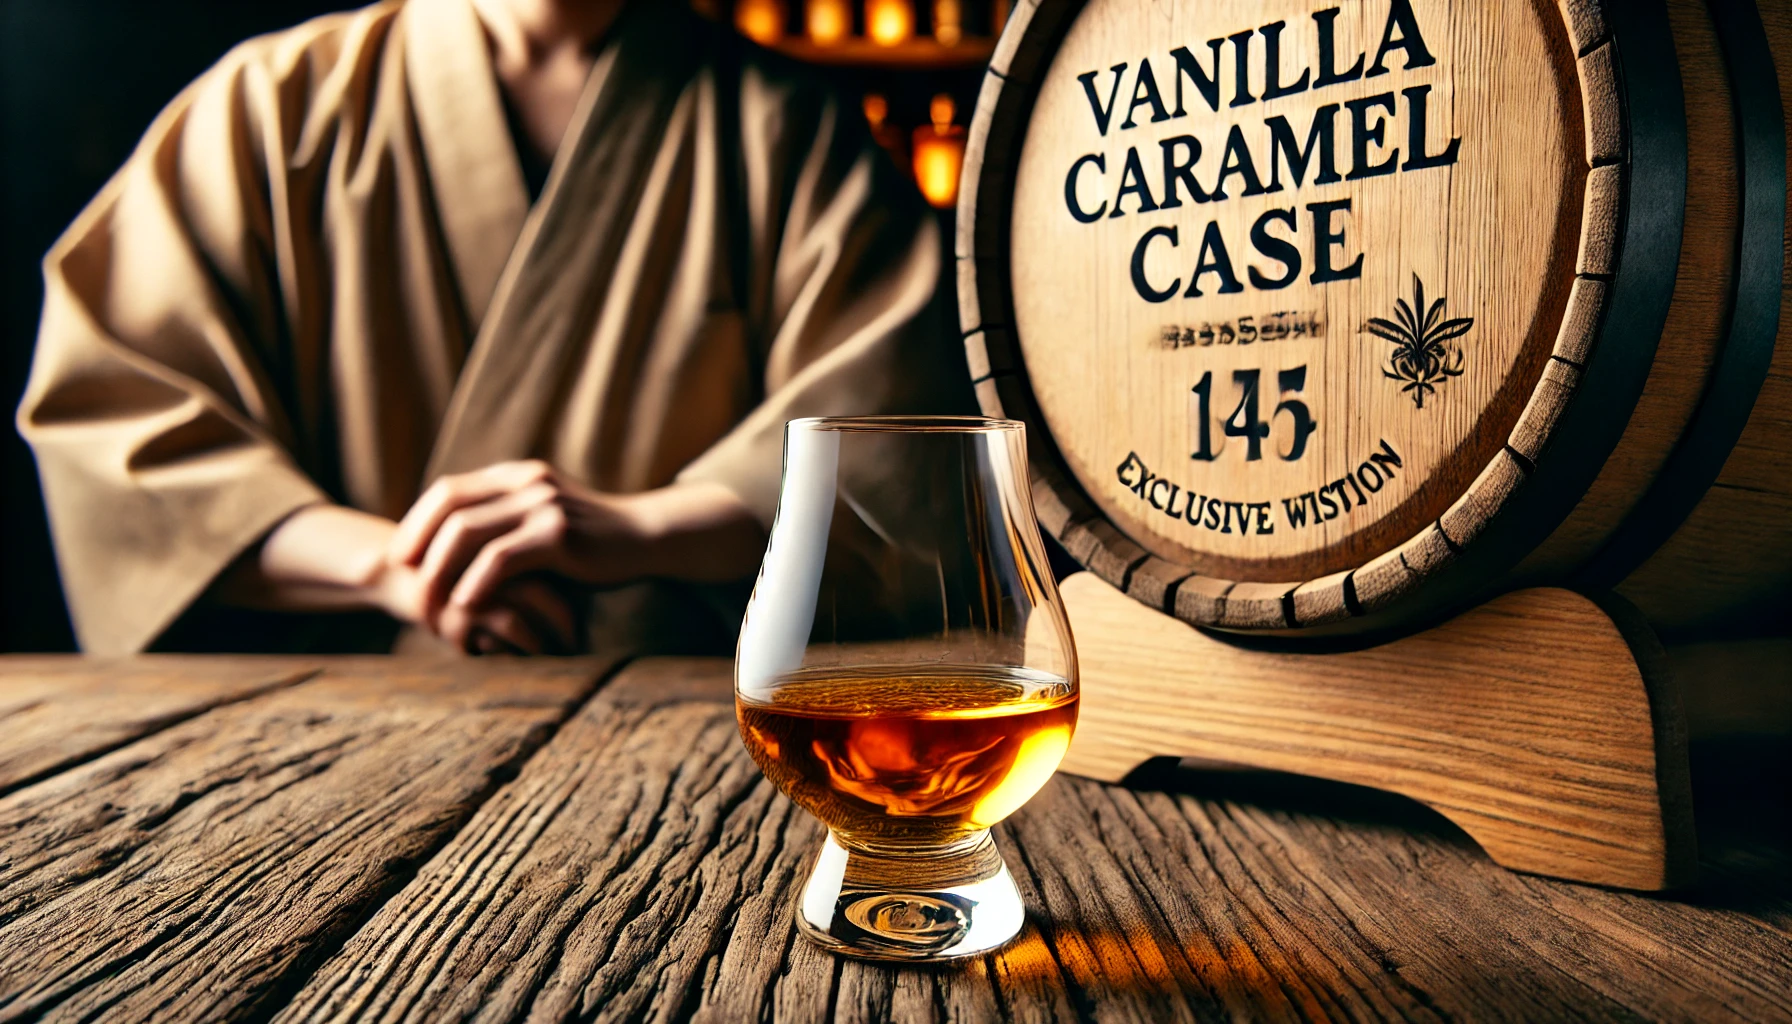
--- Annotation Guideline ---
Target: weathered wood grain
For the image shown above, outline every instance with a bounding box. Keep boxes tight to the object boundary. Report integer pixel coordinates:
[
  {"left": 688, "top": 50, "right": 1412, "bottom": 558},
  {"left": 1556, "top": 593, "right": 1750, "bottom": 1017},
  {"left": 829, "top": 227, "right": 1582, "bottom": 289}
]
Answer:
[
  {"left": 0, "top": 656, "right": 614, "bottom": 1023},
  {"left": 0, "top": 655, "right": 315, "bottom": 794},
  {"left": 274, "top": 657, "right": 816, "bottom": 1024},
  {"left": 278, "top": 658, "right": 1792, "bottom": 1023}
]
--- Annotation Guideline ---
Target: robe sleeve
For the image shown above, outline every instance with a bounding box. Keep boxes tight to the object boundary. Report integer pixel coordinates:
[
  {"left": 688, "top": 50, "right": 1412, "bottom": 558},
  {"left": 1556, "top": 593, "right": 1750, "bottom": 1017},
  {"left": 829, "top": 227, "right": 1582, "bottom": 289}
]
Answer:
[
  {"left": 674, "top": 55, "right": 978, "bottom": 525},
  {"left": 16, "top": 48, "right": 328, "bottom": 654}
]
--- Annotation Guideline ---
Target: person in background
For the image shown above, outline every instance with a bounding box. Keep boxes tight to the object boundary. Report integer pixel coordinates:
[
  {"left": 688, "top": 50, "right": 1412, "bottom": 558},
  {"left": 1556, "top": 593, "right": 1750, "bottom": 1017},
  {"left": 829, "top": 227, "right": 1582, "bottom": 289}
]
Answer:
[{"left": 18, "top": 0, "right": 972, "bottom": 656}]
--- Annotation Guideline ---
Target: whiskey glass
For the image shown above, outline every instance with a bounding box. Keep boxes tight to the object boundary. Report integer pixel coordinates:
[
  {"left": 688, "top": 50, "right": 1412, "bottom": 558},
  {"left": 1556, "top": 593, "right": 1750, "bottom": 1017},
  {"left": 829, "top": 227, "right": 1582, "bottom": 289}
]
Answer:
[{"left": 735, "top": 416, "right": 1078, "bottom": 961}]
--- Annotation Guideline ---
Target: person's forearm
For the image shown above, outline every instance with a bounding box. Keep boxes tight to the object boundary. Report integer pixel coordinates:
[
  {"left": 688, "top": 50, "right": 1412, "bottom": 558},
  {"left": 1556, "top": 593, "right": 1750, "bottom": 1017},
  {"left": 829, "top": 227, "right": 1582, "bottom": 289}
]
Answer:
[
  {"left": 621, "top": 481, "right": 768, "bottom": 584},
  {"left": 214, "top": 504, "right": 418, "bottom": 618}
]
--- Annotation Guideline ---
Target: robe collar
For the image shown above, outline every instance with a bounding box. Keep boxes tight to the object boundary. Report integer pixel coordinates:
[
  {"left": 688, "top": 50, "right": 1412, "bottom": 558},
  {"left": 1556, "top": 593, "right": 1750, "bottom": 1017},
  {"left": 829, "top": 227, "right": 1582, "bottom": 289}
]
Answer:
[
  {"left": 416, "top": 0, "right": 710, "bottom": 481},
  {"left": 403, "top": 0, "right": 531, "bottom": 332}
]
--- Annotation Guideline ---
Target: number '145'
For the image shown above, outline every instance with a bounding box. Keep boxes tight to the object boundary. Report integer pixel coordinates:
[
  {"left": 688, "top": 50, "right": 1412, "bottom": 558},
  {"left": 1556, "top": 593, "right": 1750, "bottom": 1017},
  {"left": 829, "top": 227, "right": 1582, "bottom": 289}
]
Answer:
[{"left": 1191, "top": 367, "right": 1317, "bottom": 461}]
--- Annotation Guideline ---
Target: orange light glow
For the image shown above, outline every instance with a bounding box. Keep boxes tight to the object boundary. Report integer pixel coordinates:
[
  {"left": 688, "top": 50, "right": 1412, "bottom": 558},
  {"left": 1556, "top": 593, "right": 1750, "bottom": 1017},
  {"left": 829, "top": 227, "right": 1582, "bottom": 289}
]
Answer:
[
  {"left": 912, "top": 93, "right": 964, "bottom": 210},
  {"left": 862, "top": 93, "right": 908, "bottom": 170},
  {"left": 866, "top": 0, "right": 914, "bottom": 46},
  {"left": 929, "top": 93, "right": 956, "bottom": 133},
  {"left": 932, "top": 0, "right": 962, "bottom": 46},
  {"left": 806, "top": 0, "right": 850, "bottom": 45},
  {"left": 862, "top": 93, "right": 889, "bottom": 129},
  {"left": 734, "top": 0, "right": 785, "bottom": 45}
]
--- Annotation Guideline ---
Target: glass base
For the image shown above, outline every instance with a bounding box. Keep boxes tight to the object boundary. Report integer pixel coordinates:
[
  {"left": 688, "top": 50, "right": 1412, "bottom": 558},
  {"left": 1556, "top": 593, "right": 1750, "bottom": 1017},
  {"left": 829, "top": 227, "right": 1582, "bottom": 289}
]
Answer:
[{"left": 795, "top": 830, "right": 1024, "bottom": 961}]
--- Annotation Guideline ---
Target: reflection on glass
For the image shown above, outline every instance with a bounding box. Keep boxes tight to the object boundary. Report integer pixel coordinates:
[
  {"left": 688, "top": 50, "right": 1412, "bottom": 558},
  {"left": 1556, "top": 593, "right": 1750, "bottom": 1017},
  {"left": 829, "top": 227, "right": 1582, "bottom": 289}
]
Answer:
[{"left": 736, "top": 416, "right": 1078, "bottom": 961}]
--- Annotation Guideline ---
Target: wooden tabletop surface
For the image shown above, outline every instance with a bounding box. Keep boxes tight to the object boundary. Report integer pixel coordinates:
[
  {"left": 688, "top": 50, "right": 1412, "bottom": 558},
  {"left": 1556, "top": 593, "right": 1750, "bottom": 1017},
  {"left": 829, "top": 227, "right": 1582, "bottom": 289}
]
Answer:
[{"left": 0, "top": 655, "right": 1787, "bottom": 1023}]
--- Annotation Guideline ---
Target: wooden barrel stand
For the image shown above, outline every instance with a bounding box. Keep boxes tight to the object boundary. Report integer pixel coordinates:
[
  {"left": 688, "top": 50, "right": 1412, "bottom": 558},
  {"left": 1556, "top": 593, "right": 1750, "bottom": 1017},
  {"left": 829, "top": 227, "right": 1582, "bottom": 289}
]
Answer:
[{"left": 1056, "top": 573, "right": 1699, "bottom": 890}]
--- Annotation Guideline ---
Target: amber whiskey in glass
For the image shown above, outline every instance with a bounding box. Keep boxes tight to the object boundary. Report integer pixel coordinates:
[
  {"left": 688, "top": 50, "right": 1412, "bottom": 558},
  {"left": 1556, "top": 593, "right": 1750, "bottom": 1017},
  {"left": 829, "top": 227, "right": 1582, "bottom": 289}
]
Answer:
[{"left": 738, "top": 665, "right": 1076, "bottom": 849}]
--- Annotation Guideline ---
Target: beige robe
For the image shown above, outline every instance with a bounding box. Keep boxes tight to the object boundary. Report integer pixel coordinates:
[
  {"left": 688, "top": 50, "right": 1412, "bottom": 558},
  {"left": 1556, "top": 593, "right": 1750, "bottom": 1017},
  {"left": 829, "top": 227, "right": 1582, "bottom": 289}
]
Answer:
[{"left": 18, "top": 0, "right": 970, "bottom": 654}]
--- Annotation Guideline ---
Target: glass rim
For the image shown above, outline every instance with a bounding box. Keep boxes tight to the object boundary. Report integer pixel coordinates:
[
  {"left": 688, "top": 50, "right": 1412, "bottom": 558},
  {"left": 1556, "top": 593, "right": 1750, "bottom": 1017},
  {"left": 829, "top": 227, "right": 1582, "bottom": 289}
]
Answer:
[{"left": 786, "top": 415, "right": 1023, "bottom": 434}]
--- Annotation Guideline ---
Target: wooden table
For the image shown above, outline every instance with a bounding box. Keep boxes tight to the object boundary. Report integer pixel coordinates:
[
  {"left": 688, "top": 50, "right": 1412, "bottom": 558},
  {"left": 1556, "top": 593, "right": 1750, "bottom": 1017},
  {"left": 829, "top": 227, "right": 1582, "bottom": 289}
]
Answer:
[{"left": 1, "top": 656, "right": 1788, "bottom": 1022}]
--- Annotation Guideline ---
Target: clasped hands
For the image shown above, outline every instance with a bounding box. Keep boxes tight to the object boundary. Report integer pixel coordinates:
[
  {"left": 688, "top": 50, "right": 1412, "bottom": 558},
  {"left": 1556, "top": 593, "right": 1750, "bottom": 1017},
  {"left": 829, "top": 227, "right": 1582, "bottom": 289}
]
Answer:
[
  {"left": 381, "top": 460, "right": 644, "bottom": 654},
  {"left": 234, "top": 461, "right": 764, "bottom": 654}
]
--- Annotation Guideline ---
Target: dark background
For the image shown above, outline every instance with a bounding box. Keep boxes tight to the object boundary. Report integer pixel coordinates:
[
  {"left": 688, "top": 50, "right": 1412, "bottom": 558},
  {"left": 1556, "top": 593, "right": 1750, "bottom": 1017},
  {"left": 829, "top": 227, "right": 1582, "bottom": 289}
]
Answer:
[{"left": 1, "top": 0, "right": 345, "bottom": 651}]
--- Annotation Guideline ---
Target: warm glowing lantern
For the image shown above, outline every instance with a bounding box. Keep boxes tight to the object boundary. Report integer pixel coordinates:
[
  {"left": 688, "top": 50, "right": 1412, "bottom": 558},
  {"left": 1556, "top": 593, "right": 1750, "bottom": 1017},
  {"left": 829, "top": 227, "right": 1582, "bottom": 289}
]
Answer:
[
  {"left": 862, "top": 93, "right": 909, "bottom": 170},
  {"left": 734, "top": 0, "right": 785, "bottom": 45},
  {"left": 911, "top": 93, "right": 964, "bottom": 209},
  {"left": 865, "top": 0, "right": 914, "bottom": 46},
  {"left": 806, "top": 0, "right": 850, "bottom": 45},
  {"left": 932, "top": 0, "right": 962, "bottom": 46}
]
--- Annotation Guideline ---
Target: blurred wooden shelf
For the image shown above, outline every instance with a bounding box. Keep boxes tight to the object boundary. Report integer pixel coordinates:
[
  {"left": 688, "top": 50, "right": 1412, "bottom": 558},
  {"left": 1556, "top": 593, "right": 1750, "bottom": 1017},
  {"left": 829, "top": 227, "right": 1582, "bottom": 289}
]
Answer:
[{"left": 770, "top": 36, "right": 995, "bottom": 70}]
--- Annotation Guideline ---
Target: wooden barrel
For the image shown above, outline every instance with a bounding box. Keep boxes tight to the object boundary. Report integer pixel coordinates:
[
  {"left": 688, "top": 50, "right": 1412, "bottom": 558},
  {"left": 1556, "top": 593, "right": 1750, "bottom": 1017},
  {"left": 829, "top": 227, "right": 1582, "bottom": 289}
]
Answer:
[{"left": 959, "top": 0, "right": 1792, "bottom": 640}]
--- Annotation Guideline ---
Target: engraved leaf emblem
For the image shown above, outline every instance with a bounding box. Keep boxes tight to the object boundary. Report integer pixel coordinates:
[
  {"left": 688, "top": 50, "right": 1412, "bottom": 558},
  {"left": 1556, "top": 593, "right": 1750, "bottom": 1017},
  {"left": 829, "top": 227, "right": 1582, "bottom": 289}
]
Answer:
[{"left": 1366, "top": 273, "right": 1470, "bottom": 409}]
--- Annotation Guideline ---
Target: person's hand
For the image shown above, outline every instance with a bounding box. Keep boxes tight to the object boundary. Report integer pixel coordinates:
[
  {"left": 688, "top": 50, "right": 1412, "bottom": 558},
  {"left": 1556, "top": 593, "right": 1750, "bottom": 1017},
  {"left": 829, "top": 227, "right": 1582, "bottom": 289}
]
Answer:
[
  {"left": 387, "top": 461, "right": 766, "bottom": 648},
  {"left": 218, "top": 503, "right": 577, "bottom": 655},
  {"left": 387, "top": 461, "right": 649, "bottom": 644},
  {"left": 371, "top": 558, "right": 576, "bottom": 656},
  {"left": 461, "top": 578, "right": 577, "bottom": 654}
]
